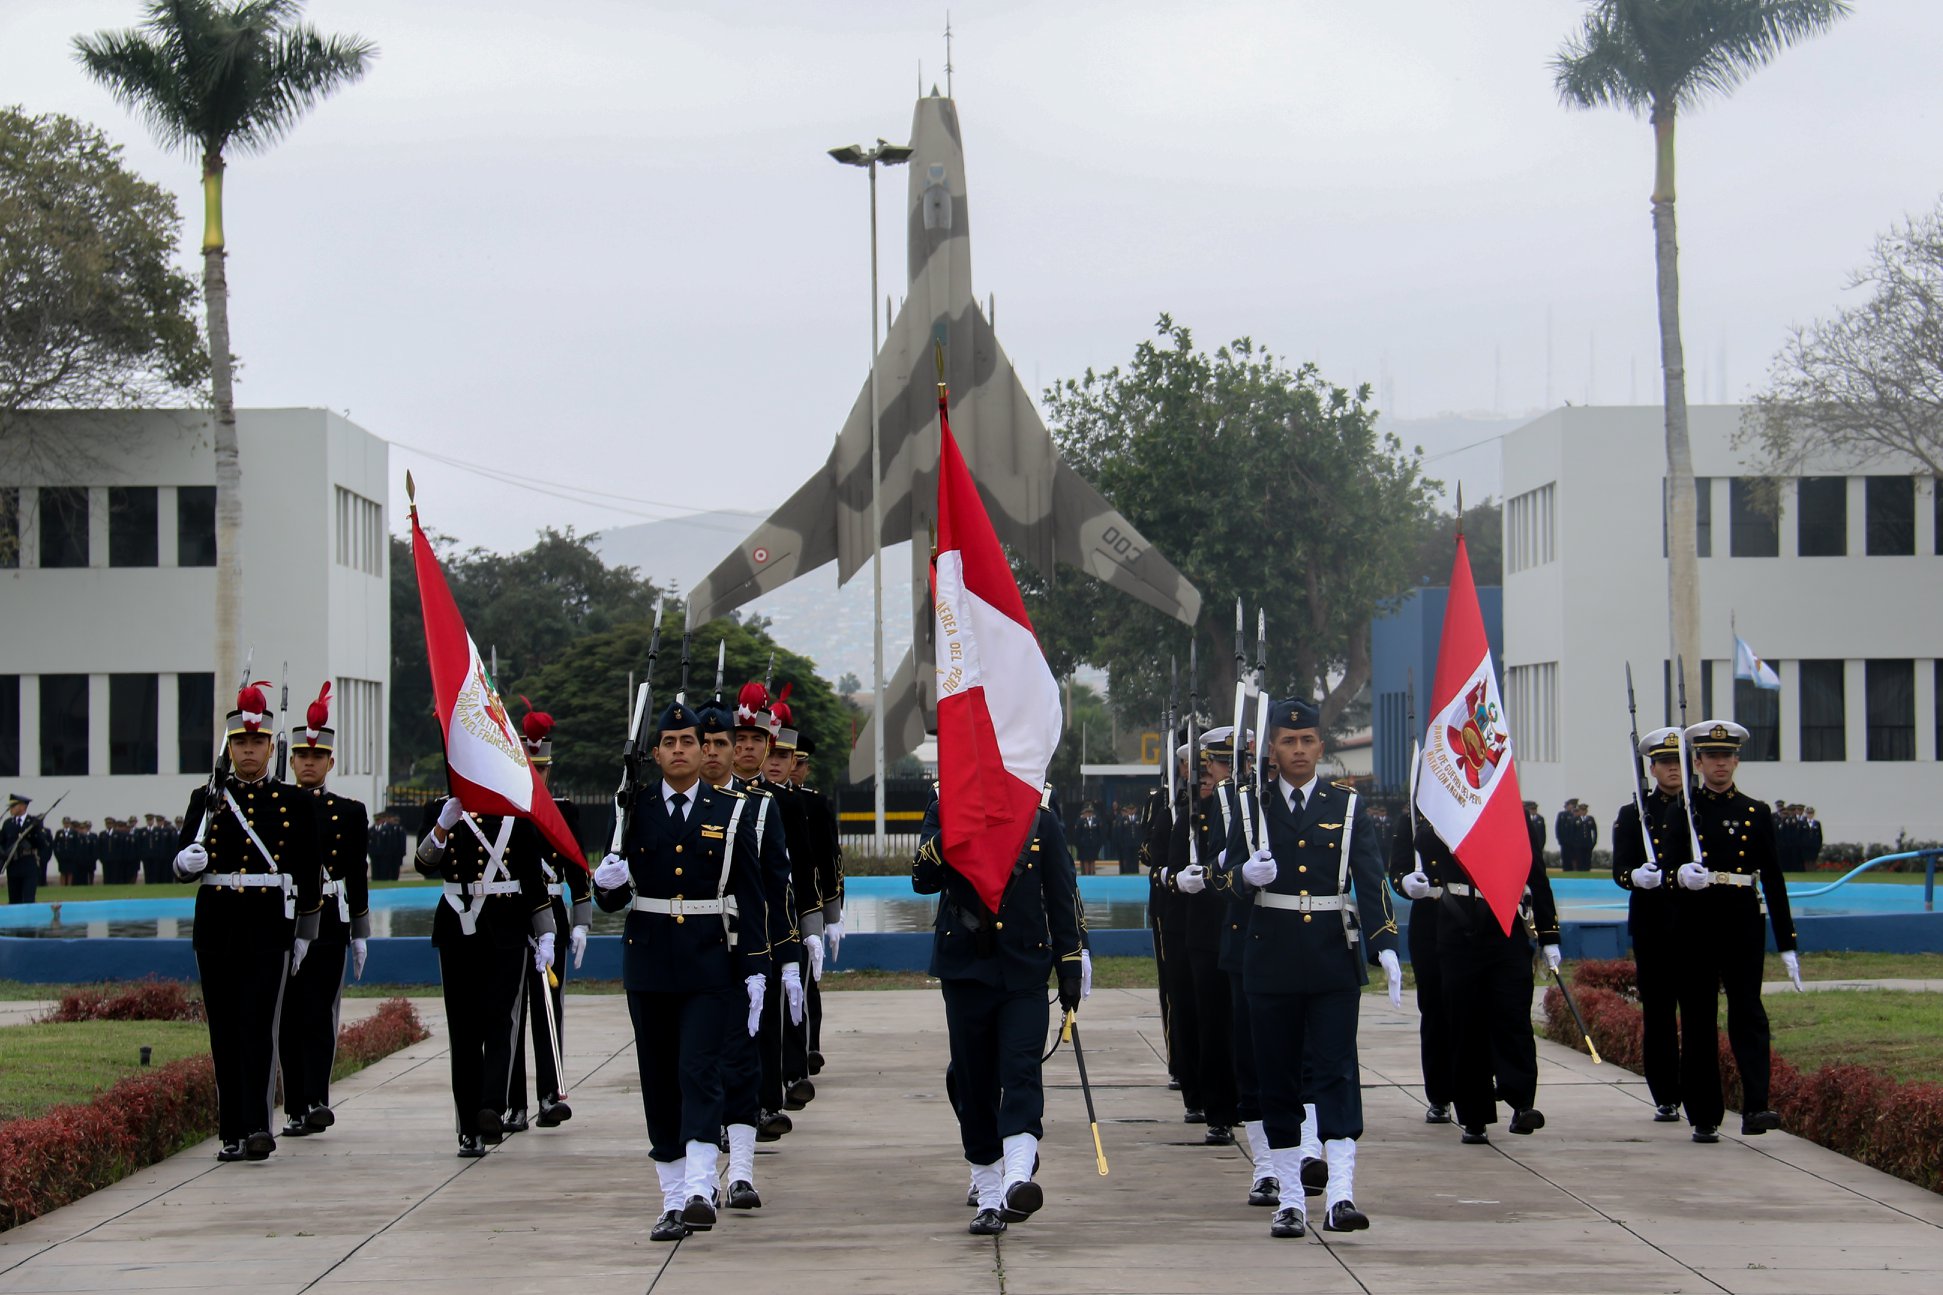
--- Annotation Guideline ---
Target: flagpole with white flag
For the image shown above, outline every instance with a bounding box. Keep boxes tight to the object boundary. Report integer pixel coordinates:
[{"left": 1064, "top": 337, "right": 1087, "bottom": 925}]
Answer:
[{"left": 1732, "top": 617, "right": 1781, "bottom": 691}]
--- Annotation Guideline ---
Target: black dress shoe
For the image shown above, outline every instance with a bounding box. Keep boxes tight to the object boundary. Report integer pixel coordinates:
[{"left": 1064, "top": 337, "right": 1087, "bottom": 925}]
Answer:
[
  {"left": 968, "top": 1207, "right": 1007, "bottom": 1235},
  {"left": 1653, "top": 1104, "right": 1681, "bottom": 1123},
  {"left": 1460, "top": 1125, "right": 1490, "bottom": 1144},
  {"left": 1508, "top": 1108, "right": 1546, "bottom": 1135},
  {"left": 536, "top": 1096, "right": 572, "bottom": 1127},
  {"left": 1204, "top": 1123, "right": 1234, "bottom": 1146},
  {"left": 1248, "top": 1176, "right": 1281, "bottom": 1207},
  {"left": 1741, "top": 1109, "right": 1780, "bottom": 1135},
  {"left": 1424, "top": 1103, "right": 1451, "bottom": 1124},
  {"left": 1301, "top": 1156, "right": 1326, "bottom": 1196},
  {"left": 457, "top": 1134, "right": 487, "bottom": 1158},
  {"left": 1323, "top": 1200, "right": 1369, "bottom": 1232},
  {"left": 999, "top": 1179, "right": 1042, "bottom": 1222},
  {"left": 244, "top": 1130, "right": 276, "bottom": 1160},
  {"left": 1269, "top": 1206, "right": 1306, "bottom": 1238},
  {"left": 1692, "top": 1125, "right": 1720, "bottom": 1143},
  {"left": 502, "top": 1110, "right": 530, "bottom": 1134},
  {"left": 758, "top": 1109, "right": 792, "bottom": 1140},
  {"left": 304, "top": 1104, "right": 335, "bottom": 1131},
  {"left": 1182, "top": 1107, "right": 1206, "bottom": 1124},
  {"left": 650, "top": 1210, "right": 690, "bottom": 1242},
  {"left": 281, "top": 1116, "right": 313, "bottom": 1138},
  {"left": 965, "top": 1185, "right": 979, "bottom": 1207},
  {"left": 217, "top": 1141, "right": 247, "bottom": 1162},
  {"left": 784, "top": 1079, "right": 815, "bottom": 1110},
  {"left": 476, "top": 1108, "right": 504, "bottom": 1144},
  {"left": 682, "top": 1193, "right": 717, "bottom": 1230},
  {"left": 726, "top": 1179, "right": 762, "bottom": 1209},
  {"left": 807, "top": 1050, "right": 825, "bottom": 1075},
  {"left": 1167, "top": 1078, "right": 1182, "bottom": 1091}
]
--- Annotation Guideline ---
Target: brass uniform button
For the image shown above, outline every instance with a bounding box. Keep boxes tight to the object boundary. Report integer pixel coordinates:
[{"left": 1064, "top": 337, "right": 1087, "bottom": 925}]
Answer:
[
  {"left": 675, "top": 867, "right": 683, "bottom": 876},
  {"left": 1298, "top": 865, "right": 1308, "bottom": 873},
  {"left": 1298, "top": 839, "right": 1307, "bottom": 848},
  {"left": 675, "top": 844, "right": 683, "bottom": 853},
  {"left": 1302, "top": 914, "right": 1313, "bottom": 924},
  {"left": 995, "top": 921, "right": 1004, "bottom": 930},
  {"left": 676, "top": 916, "right": 685, "bottom": 924}
]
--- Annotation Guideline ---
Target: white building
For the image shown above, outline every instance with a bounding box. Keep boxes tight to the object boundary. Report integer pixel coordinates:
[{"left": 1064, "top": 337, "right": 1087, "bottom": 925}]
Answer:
[
  {"left": 1501, "top": 405, "right": 1940, "bottom": 846},
  {"left": 1, "top": 408, "right": 390, "bottom": 826}
]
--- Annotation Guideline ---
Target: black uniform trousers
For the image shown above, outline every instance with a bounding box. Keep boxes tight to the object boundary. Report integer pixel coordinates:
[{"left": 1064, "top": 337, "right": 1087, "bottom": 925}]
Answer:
[
  {"left": 782, "top": 946, "right": 811, "bottom": 1083},
  {"left": 1158, "top": 919, "right": 1201, "bottom": 1109},
  {"left": 278, "top": 933, "right": 347, "bottom": 1117},
  {"left": 1631, "top": 908, "right": 1682, "bottom": 1109},
  {"left": 626, "top": 986, "right": 738, "bottom": 1161},
  {"left": 1149, "top": 914, "right": 1173, "bottom": 1076},
  {"left": 1676, "top": 905, "right": 1772, "bottom": 1126},
  {"left": 757, "top": 964, "right": 786, "bottom": 1112},
  {"left": 1249, "top": 987, "right": 1362, "bottom": 1147},
  {"left": 1407, "top": 897, "right": 1454, "bottom": 1108},
  {"left": 198, "top": 941, "right": 290, "bottom": 1143},
  {"left": 436, "top": 935, "right": 528, "bottom": 1136},
  {"left": 511, "top": 899, "right": 570, "bottom": 1110},
  {"left": 1438, "top": 899, "right": 1539, "bottom": 1127},
  {"left": 806, "top": 963, "right": 824, "bottom": 1054},
  {"left": 1184, "top": 942, "right": 1236, "bottom": 1125},
  {"left": 1226, "top": 972, "right": 1260, "bottom": 1124},
  {"left": 939, "top": 978, "right": 1048, "bottom": 1165},
  {"left": 6, "top": 859, "right": 40, "bottom": 904}
]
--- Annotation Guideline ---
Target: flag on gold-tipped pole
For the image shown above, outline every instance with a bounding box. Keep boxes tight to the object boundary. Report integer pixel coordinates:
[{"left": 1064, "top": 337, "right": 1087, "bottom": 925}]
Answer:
[{"left": 408, "top": 475, "right": 583, "bottom": 869}]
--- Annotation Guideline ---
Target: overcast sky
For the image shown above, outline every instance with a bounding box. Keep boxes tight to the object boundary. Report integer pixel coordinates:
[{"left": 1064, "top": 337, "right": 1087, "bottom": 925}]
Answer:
[{"left": 5, "top": 0, "right": 1937, "bottom": 556}]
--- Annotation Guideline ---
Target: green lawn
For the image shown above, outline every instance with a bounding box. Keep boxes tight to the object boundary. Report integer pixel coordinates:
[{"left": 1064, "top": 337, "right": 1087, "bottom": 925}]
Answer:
[
  {"left": 1764, "top": 989, "right": 1943, "bottom": 1083},
  {"left": 1763, "top": 950, "right": 1943, "bottom": 983},
  {"left": 18, "top": 878, "right": 438, "bottom": 905},
  {"left": 0, "top": 1019, "right": 210, "bottom": 1124}
]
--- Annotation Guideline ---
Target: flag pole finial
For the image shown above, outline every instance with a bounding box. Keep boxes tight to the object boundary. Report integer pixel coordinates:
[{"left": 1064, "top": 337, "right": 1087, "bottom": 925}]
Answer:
[
  {"left": 406, "top": 470, "right": 417, "bottom": 521},
  {"left": 1455, "top": 481, "right": 1464, "bottom": 537}
]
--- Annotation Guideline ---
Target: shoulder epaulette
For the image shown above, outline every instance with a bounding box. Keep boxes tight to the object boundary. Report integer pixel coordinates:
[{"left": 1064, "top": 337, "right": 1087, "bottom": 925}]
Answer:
[{"left": 1333, "top": 779, "right": 1357, "bottom": 792}]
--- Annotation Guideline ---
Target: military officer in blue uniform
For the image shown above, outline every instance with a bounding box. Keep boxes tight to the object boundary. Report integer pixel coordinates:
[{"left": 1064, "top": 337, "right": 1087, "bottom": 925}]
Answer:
[
  {"left": 1609, "top": 725, "right": 1689, "bottom": 1124},
  {"left": 172, "top": 684, "right": 325, "bottom": 1161},
  {"left": 1217, "top": 698, "right": 1400, "bottom": 1239},
  {"left": 1675, "top": 720, "right": 1798, "bottom": 1141},
  {"left": 914, "top": 785, "right": 1083, "bottom": 1236},
  {"left": 1139, "top": 740, "right": 1191, "bottom": 1105},
  {"left": 1166, "top": 730, "right": 1238, "bottom": 1148},
  {"left": 278, "top": 684, "right": 371, "bottom": 1138},
  {"left": 4, "top": 794, "right": 53, "bottom": 904},
  {"left": 592, "top": 700, "right": 770, "bottom": 1242}
]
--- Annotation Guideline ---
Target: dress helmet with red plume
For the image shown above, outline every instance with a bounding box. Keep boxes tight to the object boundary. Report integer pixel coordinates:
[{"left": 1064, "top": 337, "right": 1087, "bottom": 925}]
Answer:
[
  {"left": 289, "top": 682, "right": 335, "bottom": 752},
  {"left": 519, "top": 696, "right": 555, "bottom": 765},
  {"left": 733, "top": 681, "right": 772, "bottom": 736},
  {"left": 225, "top": 682, "right": 275, "bottom": 738}
]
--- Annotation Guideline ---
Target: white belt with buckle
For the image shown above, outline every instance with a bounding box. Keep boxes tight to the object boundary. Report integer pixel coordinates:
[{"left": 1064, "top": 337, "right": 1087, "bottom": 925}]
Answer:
[
  {"left": 631, "top": 896, "right": 725, "bottom": 916},
  {"left": 202, "top": 872, "right": 286, "bottom": 888},
  {"left": 1446, "top": 881, "right": 1474, "bottom": 897},
  {"left": 546, "top": 884, "right": 564, "bottom": 898},
  {"left": 1423, "top": 886, "right": 1445, "bottom": 899},
  {"left": 445, "top": 879, "right": 522, "bottom": 898},
  {"left": 321, "top": 880, "right": 341, "bottom": 896},
  {"left": 1256, "top": 892, "right": 1346, "bottom": 913},
  {"left": 1707, "top": 871, "right": 1756, "bottom": 887}
]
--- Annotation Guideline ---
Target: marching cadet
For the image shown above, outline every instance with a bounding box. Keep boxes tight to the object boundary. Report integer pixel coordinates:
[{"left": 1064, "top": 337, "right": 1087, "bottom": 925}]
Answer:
[
  {"left": 699, "top": 691, "right": 803, "bottom": 1206},
  {"left": 279, "top": 683, "right": 370, "bottom": 1138},
  {"left": 789, "top": 730, "right": 843, "bottom": 1075},
  {"left": 1609, "top": 727, "right": 1688, "bottom": 1124},
  {"left": 171, "top": 684, "right": 324, "bottom": 1160},
  {"left": 1136, "top": 754, "right": 1179, "bottom": 1093},
  {"left": 913, "top": 783, "right": 1083, "bottom": 1237},
  {"left": 1216, "top": 698, "right": 1400, "bottom": 1239},
  {"left": 730, "top": 682, "right": 799, "bottom": 1136},
  {"left": 1676, "top": 720, "right": 1797, "bottom": 1141},
  {"left": 1153, "top": 737, "right": 1204, "bottom": 1123},
  {"left": 506, "top": 705, "right": 590, "bottom": 1131},
  {"left": 1388, "top": 811, "right": 1456, "bottom": 1127},
  {"left": 1402, "top": 791, "right": 1559, "bottom": 1146},
  {"left": 1168, "top": 729, "right": 1238, "bottom": 1148},
  {"left": 415, "top": 776, "right": 557, "bottom": 1157},
  {"left": 591, "top": 700, "right": 771, "bottom": 1242},
  {"left": 764, "top": 698, "right": 821, "bottom": 1107},
  {"left": 4, "top": 794, "right": 53, "bottom": 904}
]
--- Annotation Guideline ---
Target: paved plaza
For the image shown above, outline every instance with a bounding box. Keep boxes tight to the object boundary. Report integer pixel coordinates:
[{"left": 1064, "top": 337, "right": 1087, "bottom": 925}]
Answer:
[{"left": 2, "top": 984, "right": 1940, "bottom": 1294}]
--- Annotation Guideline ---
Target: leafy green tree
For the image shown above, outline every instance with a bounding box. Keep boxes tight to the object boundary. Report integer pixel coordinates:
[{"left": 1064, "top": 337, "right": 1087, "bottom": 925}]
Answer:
[
  {"left": 1554, "top": 0, "right": 1850, "bottom": 709},
  {"left": 0, "top": 108, "right": 205, "bottom": 424},
  {"left": 1025, "top": 316, "right": 1440, "bottom": 734},
  {"left": 76, "top": 0, "right": 375, "bottom": 724}
]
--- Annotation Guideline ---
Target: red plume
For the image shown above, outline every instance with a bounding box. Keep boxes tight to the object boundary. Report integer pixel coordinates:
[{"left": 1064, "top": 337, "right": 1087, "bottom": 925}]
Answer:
[
  {"left": 306, "top": 682, "right": 332, "bottom": 731},
  {"left": 235, "top": 682, "right": 270, "bottom": 731},
  {"left": 775, "top": 681, "right": 794, "bottom": 708},
  {"left": 519, "top": 695, "right": 554, "bottom": 744},
  {"left": 734, "top": 681, "right": 770, "bottom": 725},
  {"left": 770, "top": 700, "right": 793, "bottom": 729}
]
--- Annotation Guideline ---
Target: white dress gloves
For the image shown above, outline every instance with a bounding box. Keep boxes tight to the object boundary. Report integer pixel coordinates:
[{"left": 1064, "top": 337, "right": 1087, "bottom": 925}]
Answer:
[
  {"left": 1677, "top": 862, "right": 1711, "bottom": 891},
  {"left": 1378, "top": 949, "right": 1403, "bottom": 1007},
  {"left": 1240, "top": 849, "right": 1278, "bottom": 887},
  {"left": 1175, "top": 863, "right": 1207, "bottom": 894},
  {"left": 533, "top": 931, "right": 555, "bottom": 974},
  {"left": 1401, "top": 871, "right": 1433, "bottom": 900},
  {"left": 781, "top": 961, "right": 805, "bottom": 1023},
  {"left": 569, "top": 924, "right": 588, "bottom": 969},
  {"left": 745, "top": 974, "right": 766, "bottom": 1036},
  {"left": 1631, "top": 864, "right": 1663, "bottom": 890},
  {"left": 592, "top": 853, "right": 630, "bottom": 890},
  {"left": 174, "top": 843, "right": 208, "bottom": 875}
]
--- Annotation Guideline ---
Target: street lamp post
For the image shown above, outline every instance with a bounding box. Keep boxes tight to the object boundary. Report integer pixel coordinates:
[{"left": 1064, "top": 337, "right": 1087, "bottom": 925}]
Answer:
[{"left": 830, "top": 138, "right": 912, "bottom": 856}]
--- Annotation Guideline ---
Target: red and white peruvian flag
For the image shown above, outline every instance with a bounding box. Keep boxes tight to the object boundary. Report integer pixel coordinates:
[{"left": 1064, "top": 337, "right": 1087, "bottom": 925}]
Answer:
[
  {"left": 411, "top": 492, "right": 584, "bottom": 870},
  {"left": 1415, "top": 533, "right": 1527, "bottom": 933},
  {"left": 930, "top": 390, "right": 1062, "bottom": 914}
]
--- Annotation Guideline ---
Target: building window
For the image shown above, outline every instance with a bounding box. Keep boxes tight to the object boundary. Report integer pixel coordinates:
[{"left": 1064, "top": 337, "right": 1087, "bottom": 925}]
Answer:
[
  {"left": 109, "top": 673, "right": 159, "bottom": 775},
  {"left": 1660, "top": 476, "right": 1712, "bottom": 558},
  {"left": 1506, "top": 483, "right": 1555, "bottom": 573},
  {"left": 1934, "top": 478, "right": 1942, "bottom": 556},
  {"left": 1936, "top": 661, "right": 1942, "bottom": 760},
  {"left": 177, "top": 672, "right": 215, "bottom": 774},
  {"left": 333, "top": 677, "right": 383, "bottom": 776},
  {"left": 39, "top": 487, "right": 89, "bottom": 568},
  {"left": 1865, "top": 476, "right": 1915, "bottom": 556},
  {"left": 1734, "top": 675, "right": 1781, "bottom": 762},
  {"left": 334, "top": 487, "right": 383, "bottom": 576},
  {"left": 39, "top": 673, "right": 89, "bottom": 776},
  {"left": 1865, "top": 659, "right": 1915, "bottom": 761},
  {"left": 108, "top": 486, "right": 159, "bottom": 567},
  {"left": 1796, "top": 477, "right": 1846, "bottom": 557},
  {"left": 1798, "top": 659, "right": 1846, "bottom": 762},
  {"left": 1728, "top": 478, "right": 1778, "bottom": 557},
  {"left": 0, "top": 675, "right": 18, "bottom": 777},
  {"left": 0, "top": 488, "right": 18, "bottom": 568},
  {"left": 177, "top": 486, "right": 217, "bottom": 567},
  {"left": 1505, "top": 662, "right": 1558, "bottom": 762}
]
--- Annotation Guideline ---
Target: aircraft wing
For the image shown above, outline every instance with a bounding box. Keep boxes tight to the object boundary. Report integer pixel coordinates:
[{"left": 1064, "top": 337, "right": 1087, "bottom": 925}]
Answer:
[
  {"left": 685, "top": 464, "right": 842, "bottom": 624},
  {"left": 846, "top": 645, "right": 928, "bottom": 786}
]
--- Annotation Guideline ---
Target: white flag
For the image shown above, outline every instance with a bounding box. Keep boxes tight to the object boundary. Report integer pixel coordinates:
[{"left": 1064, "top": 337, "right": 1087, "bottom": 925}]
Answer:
[{"left": 1734, "top": 635, "right": 1780, "bottom": 691}]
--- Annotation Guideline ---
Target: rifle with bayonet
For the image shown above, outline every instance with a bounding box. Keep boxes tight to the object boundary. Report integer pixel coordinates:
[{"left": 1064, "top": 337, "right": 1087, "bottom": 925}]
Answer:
[
  {"left": 1248, "top": 609, "right": 1269, "bottom": 853},
  {"left": 274, "top": 662, "right": 290, "bottom": 782},
  {"left": 1184, "top": 640, "right": 1201, "bottom": 872},
  {"left": 1228, "top": 600, "right": 1253, "bottom": 847},
  {"left": 195, "top": 647, "right": 255, "bottom": 844},
  {"left": 676, "top": 603, "right": 693, "bottom": 704},
  {"left": 609, "top": 603, "right": 665, "bottom": 854},
  {"left": 1672, "top": 654, "right": 1706, "bottom": 865},
  {"left": 712, "top": 639, "right": 726, "bottom": 703},
  {"left": 1, "top": 791, "right": 66, "bottom": 875},
  {"left": 1624, "top": 663, "right": 1662, "bottom": 874}
]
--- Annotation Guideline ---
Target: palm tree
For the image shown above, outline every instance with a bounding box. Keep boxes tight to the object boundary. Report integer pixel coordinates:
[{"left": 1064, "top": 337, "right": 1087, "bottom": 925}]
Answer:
[
  {"left": 1553, "top": 0, "right": 1847, "bottom": 710},
  {"left": 75, "top": 1, "right": 374, "bottom": 707}
]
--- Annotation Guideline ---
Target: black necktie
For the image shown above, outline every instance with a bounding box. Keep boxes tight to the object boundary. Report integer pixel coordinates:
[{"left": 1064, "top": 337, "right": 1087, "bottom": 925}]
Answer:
[
  {"left": 1289, "top": 786, "right": 1304, "bottom": 814},
  {"left": 669, "top": 791, "right": 687, "bottom": 822}
]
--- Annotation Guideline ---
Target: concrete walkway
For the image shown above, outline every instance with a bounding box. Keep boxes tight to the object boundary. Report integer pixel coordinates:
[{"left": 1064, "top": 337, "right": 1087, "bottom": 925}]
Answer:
[{"left": 2, "top": 986, "right": 1940, "bottom": 1295}]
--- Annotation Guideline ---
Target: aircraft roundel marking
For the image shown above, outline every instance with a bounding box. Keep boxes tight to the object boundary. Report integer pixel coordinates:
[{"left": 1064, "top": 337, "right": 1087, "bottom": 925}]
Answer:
[{"left": 752, "top": 546, "right": 770, "bottom": 564}]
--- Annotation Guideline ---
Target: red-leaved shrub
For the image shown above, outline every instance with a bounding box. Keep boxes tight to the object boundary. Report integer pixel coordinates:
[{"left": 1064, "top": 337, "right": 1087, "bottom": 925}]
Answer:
[
  {"left": 333, "top": 998, "right": 430, "bottom": 1077},
  {"left": 42, "top": 979, "right": 204, "bottom": 1023},
  {"left": 1569, "top": 959, "right": 1639, "bottom": 1001}
]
